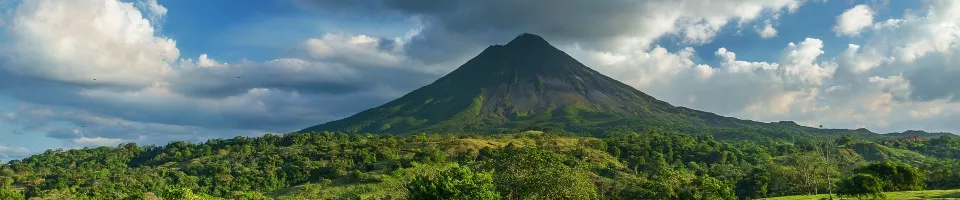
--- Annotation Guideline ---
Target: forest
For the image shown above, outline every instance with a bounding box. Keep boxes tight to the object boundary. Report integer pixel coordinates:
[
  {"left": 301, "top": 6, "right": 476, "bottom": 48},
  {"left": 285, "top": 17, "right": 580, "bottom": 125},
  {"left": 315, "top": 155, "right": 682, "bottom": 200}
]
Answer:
[{"left": 1, "top": 128, "right": 959, "bottom": 200}]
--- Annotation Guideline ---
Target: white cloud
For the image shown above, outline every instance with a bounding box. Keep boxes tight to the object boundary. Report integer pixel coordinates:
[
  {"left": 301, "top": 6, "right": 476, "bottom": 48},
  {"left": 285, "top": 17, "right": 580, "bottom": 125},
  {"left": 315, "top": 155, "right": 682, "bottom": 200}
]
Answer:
[
  {"left": 571, "top": 38, "right": 833, "bottom": 117},
  {"left": 839, "top": 43, "right": 890, "bottom": 73},
  {"left": 758, "top": 23, "right": 778, "bottom": 39},
  {"left": 136, "top": 0, "right": 167, "bottom": 25},
  {"left": 4, "top": 0, "right": 178, "bottom": 89},
  {"left": 834, "top": 5, "right": 875, "bottom": 37},
  {"left": 715, "top": 47, "right": 778, "bottom": 73},
  {"left": 71, "top": 136, "right": 126, "bottom": 147},
  {"left": 567, "top": 45, "right": 699, "bottom": 88},
  {"left": 841, "top": 0, "right": 960, "bottom": 102},
  {"left": 886, "top": 0, "right": 960, "bottom": 63},
  {"left": 296, "top": 33, "right": 406, "bottom": 67},
  {"left": 194, "top": 54, "right": 225, "bottom": 68},
  {"left": 780, "top": 38, "right": 836, "bottom": 86},
  {"left": 566, "top": 36, "right": 960, "bottom": 132}
]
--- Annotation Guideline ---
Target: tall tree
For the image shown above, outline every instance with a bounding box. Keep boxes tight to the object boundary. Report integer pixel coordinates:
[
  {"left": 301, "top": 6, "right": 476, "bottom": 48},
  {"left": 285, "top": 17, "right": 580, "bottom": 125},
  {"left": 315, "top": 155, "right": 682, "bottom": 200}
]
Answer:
[
  {"left": 407, "top": 164, "right": 500, "bottom": 200},
  {"left": 837, "top": 173, "right": 884, "bottom": 200}
]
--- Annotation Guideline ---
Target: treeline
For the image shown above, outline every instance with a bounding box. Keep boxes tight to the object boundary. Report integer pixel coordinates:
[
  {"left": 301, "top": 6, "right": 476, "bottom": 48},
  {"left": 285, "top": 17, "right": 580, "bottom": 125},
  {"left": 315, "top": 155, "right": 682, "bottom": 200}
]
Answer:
[{"left": 1, "top": 129, "right": 959, "bottom": 199}]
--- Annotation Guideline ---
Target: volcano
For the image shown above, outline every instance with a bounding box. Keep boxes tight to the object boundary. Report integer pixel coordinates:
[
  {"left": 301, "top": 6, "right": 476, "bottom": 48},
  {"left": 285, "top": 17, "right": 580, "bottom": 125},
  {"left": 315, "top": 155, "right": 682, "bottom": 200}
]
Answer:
[{"left": 301, "top": 33, "right": 852, "bottom": 135}]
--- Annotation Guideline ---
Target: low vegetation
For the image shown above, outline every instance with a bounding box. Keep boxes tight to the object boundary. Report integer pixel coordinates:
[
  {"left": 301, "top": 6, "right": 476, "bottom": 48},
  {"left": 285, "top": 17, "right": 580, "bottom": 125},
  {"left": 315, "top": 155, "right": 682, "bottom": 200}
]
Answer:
[{"left": 765, "top": 189, "right": 960, "bottom": 200}]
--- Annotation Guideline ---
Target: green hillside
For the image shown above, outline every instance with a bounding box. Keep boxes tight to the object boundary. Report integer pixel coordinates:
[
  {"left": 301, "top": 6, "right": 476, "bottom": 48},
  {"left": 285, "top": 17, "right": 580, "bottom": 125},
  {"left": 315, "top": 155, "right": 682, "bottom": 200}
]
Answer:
[{"left": 2, "top": 129, "right": 959, "bottom": 199}]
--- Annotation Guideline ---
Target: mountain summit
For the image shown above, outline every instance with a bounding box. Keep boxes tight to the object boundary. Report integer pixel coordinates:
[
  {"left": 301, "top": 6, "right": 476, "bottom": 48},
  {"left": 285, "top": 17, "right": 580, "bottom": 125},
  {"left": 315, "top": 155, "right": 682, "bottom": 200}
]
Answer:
[{"left": 301, "top": 33, "right": 828, "bottom": 135}]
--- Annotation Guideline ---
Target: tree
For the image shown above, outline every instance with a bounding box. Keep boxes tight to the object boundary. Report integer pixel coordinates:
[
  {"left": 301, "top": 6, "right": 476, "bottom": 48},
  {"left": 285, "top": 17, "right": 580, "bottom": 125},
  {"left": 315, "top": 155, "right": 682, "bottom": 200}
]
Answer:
[
  {"left": 813, "top": 138, "right": 841, "bottom": 200},
  {"left": 856, "top": 162, "right": 924, "bottom": 191},
  {"left": 679, "top": 176, "right": 736, "bottom": 200},
  {"left": 477, "top": 146, "right": 598, "bottom": 200},
  {"left": 735, "top": 168, "right": 770, "bottom": 199},
  {"left": 787, "top": 152, "right": 827, "bottom": 194},
  {"left": 0, "top": 188, "right": 24, "bottom": 200},
  {"left": 837, "top": 173, "right": 884, "bottom": 200},
  {"left": 836, "top": 135, "right": 854, "bottom": 146},
  {"left": 407, "top": 165, "right": 500, "bottom": 200}
]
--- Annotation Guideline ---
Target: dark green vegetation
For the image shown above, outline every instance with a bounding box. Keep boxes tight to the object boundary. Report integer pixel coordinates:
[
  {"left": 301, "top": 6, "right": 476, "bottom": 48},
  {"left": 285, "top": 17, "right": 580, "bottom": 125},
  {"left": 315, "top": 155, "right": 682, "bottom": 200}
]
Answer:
[
  {"left": 3, "top": 33, "right": 960, "bottom": 199},
  {"left": 1, "top": 130, "right": 959, "bottom": 199}
]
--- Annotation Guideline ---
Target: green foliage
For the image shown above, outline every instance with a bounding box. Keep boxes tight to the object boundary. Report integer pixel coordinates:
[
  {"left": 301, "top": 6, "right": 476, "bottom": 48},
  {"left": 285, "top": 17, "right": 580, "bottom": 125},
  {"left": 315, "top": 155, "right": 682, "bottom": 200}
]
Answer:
[
  {"left": 229, "top": 191, "right": 273, "bottom": 200},
  {"left": 0, "top": 130, "right": 957, "bottom": 199},
  {"left": 855, "top": 161, "right": 925, "bottom": 191},
  {"left": 406, "top": 164, "right": 499, "bottom": 200},
  {"left": 836, "top": 135, "right": 854, "bottom": 146},
  {"left": 736, "top": 168, "right": 771, "bottom": 199},
  {"left": 837, "top": 173, "right": 885, "bottom": 200},
  {"left": 921, "top": 159, "right": 960, "bottom": 189},
  {"left": 0, "top": 188, "right": 24, "bottom": 200},
  {"left": 678, "top": 176, "right": 736, "bottom": 200},
  {"left": 900, "top": 135, "right": 960, "bottom": 159},
  {"left": 476, "top": 146, "right": 599, "bottom": 200}
]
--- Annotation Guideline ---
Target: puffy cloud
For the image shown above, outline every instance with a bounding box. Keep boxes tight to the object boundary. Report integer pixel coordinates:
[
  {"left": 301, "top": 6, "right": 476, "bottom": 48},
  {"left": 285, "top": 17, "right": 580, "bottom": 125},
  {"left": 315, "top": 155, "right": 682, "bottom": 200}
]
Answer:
[
  {"left": 293, "top": 33, "right": 407, "bottom": 67},
  {"left": 838, "top": 43, "right": 893, "bottom": 73},
  {"left": 838, "top": 0, "right": 960, "bottom": 101},
  {"left": 834, "top": 5, "right": 875, "bottom": 36},
  {"left": 566, "top": 37, "right": 945, "bottom": 131},
  {"left": 758, "top": 22, "right": 779, "bottom": 39},
  {"left": 3, "top": 0, "right": 178, "bottom": 90},
  {"left": 780, "top": 38, "right": 836, "bottom": 86},
  {"left": 715, "top": 47, "right": 778, "bottom": 73},
  {"left": 569, "top": 38, "right": 826, "bottom": 116},
  {"left": 850, "top": 0, "right": 960, "bottom": 64}
]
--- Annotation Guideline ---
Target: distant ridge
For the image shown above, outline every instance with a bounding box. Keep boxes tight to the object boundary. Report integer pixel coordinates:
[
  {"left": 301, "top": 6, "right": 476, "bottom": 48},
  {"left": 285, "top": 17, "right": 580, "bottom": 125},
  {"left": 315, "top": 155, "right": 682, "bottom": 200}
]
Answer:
[{"left": 301, "top": 33, "right": 893, "bottom": 137}]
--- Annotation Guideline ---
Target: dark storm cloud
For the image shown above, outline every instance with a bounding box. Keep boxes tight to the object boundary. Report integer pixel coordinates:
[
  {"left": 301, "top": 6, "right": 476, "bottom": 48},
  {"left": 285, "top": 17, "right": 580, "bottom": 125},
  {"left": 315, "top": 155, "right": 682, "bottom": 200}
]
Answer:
[
  {"left": 293, "top": 0, "right": 663, "bottom": 63},
  {"left": 295, "top": 0, "right": 805, "bottom": 66},
  {"left": 905, "top": 57, "right": 960, "bottom": 102},
  {"left": 168, "top": 59, "right": 437, "bottom": 99}
]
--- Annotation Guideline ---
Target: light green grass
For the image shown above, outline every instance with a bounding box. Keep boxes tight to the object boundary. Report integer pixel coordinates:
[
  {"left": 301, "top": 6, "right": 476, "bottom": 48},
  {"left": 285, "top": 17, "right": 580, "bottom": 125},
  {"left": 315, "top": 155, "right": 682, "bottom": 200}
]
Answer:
[{"left": 764, "top": 189, "right": 960, "bottom": 200}]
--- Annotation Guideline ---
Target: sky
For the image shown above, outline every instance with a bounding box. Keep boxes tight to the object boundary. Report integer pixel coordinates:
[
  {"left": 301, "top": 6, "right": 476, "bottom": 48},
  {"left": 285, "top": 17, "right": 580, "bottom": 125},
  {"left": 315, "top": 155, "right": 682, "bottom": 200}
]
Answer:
[{"left": 1, "top": 0, "right": 959, "bottom": 160}]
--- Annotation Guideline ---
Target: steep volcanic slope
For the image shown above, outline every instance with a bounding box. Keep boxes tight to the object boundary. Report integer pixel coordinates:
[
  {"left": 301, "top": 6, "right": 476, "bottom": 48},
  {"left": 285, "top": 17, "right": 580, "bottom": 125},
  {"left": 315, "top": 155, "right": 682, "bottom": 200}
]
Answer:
[{"left": 301, "top": 33, "right": 834, "bottom": 135}]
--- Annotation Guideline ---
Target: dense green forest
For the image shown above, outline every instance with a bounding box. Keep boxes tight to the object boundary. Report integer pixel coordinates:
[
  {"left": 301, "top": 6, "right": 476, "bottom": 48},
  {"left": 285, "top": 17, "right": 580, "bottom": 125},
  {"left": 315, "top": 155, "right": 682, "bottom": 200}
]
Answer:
[{"left": 1, "top": 128, "right": 959, "bottom": 200}]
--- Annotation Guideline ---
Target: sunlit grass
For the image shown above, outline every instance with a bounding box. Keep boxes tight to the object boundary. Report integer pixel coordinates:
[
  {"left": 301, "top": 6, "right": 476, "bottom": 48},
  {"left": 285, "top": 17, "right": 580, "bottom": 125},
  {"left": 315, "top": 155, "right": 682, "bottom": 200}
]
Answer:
[{"left": 764, "top": 189, "right": 960, "bottom": 200}]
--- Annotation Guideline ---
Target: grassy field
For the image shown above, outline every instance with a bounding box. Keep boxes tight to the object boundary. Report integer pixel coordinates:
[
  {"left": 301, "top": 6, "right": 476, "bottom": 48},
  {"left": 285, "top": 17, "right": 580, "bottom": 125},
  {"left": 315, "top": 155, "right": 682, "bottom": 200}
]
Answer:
[{"left": 764, "top": 189, "right": 960, "bottom": 200}]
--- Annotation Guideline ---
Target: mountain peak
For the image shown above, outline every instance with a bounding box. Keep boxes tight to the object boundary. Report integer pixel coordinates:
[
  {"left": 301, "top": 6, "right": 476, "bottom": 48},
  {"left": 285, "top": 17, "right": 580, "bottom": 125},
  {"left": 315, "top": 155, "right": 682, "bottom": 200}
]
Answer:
[
  {"left": 505, "top": 33, "right": 552, "bottom": 48},
  {"left": 301, "top": 32, "right": 763, "bottom": 135}
]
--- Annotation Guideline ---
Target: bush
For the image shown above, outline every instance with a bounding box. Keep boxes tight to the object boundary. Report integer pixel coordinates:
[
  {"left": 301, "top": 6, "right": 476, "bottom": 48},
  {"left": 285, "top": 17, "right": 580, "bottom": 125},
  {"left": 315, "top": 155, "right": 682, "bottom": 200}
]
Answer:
[
  {"left": 0, "top": 189, "right": 24, "bottom": 200},
  {"left": 855, "top": 161, "right": 924, "bottom": 191},
  {"left": 407, "top": 164, "right": 499, "bottom": 200},
  {"left": 837, "top": 173, "right": 884, "bottom": 200}
]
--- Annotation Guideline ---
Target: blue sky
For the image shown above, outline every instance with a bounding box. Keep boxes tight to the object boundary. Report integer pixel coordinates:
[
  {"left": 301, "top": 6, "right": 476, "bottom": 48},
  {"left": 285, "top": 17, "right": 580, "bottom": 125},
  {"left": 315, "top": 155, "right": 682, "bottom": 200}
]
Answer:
[{"left": 2, "top": 0, "right": 960, "bottom": 161}]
